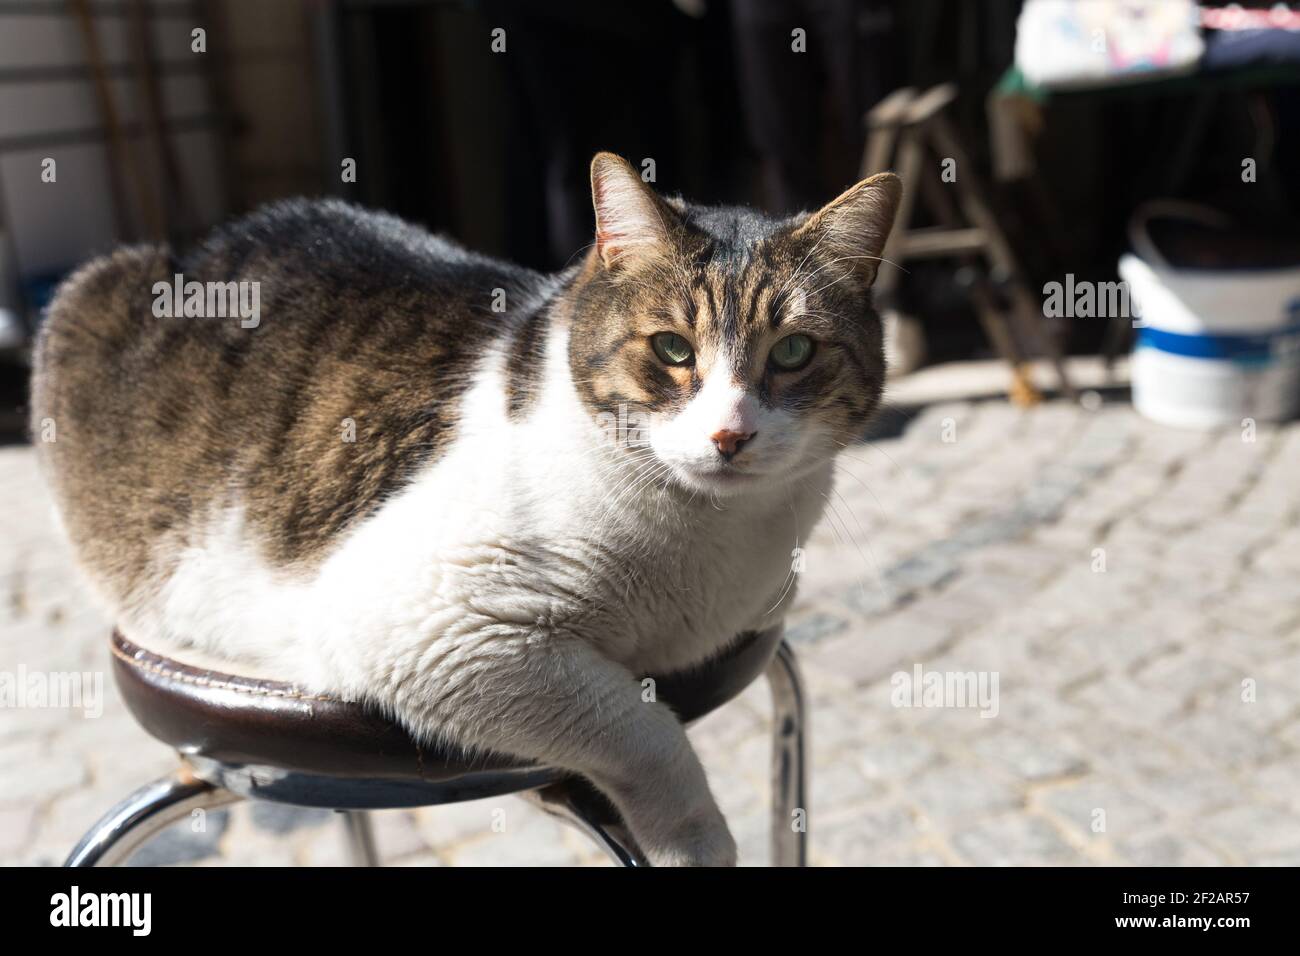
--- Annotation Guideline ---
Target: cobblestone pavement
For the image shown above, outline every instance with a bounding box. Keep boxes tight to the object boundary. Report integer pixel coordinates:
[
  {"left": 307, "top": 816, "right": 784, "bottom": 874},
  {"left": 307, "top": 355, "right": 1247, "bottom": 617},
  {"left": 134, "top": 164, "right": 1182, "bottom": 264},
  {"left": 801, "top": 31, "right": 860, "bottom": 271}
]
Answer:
[{"left": 3, "top": 393, "right": 1299, "bottom": 866}]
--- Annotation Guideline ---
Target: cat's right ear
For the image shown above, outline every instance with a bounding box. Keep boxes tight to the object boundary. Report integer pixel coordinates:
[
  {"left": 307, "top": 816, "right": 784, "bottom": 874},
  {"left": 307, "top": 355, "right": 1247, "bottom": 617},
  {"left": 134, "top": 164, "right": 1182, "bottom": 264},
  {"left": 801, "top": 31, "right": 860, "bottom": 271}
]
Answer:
[
  {"left": 790, "top": 172, "right": 902, "bottom": 287},
  {"left": 590, "top": 153, "right": 679, "bottom": 271}
]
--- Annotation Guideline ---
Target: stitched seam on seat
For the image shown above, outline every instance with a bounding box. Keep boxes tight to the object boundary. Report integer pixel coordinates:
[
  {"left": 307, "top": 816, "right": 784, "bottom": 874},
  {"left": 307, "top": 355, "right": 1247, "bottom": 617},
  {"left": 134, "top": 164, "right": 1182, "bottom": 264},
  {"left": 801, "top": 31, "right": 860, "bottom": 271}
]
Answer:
[{"left": 110, "top": 642, "right": 341, "bottom": 704}]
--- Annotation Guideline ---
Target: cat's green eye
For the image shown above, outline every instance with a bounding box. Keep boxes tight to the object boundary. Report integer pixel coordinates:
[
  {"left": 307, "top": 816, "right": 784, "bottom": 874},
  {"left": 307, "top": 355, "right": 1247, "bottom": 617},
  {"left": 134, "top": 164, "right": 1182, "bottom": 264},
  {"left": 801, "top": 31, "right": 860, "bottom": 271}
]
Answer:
[
  {"left": 769, "top": 334, "right": 814, "bottom": 371},
  {"left": 651, "top": 332, "right": 694, "bottom": 367}
]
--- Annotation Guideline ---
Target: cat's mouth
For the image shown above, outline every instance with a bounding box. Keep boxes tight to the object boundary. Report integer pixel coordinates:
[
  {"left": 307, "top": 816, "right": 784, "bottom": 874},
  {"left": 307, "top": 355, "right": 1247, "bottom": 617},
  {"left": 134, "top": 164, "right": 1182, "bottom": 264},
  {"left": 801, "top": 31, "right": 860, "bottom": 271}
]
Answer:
[{"left": 672, "top": 459, "right": 767, "bottom": 494}]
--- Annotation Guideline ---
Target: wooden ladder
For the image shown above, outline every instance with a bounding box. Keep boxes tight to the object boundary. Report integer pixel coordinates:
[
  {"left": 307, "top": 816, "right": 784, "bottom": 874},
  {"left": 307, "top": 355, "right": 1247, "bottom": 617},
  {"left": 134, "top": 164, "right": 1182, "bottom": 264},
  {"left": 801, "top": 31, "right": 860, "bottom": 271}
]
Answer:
[{"left": 864, "top": 83, "right": 1075, "bottom": 405}]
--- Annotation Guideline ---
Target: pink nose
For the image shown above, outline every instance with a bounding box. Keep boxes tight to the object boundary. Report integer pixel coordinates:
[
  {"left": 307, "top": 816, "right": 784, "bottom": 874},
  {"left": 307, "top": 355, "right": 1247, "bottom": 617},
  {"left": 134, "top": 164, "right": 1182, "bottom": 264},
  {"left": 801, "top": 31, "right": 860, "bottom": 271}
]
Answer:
[{"left": 710, "top": 428, "right": 756, "bottom": 460}]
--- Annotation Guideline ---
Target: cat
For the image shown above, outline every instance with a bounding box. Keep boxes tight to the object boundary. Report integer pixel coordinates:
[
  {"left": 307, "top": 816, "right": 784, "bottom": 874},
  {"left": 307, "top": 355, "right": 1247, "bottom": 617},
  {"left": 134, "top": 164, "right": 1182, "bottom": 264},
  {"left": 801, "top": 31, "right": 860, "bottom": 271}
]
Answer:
[{"left": 31, "top": 153, "right": 900, "bottom": 866}]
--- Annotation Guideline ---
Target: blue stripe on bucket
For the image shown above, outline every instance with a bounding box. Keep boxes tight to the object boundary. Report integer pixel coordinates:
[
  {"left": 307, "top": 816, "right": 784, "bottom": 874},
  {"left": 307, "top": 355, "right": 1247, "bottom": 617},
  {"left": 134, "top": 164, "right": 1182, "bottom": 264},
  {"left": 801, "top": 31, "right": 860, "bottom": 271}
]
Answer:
[{"left": 1137, "top": 322, "right": 1300, "bottom": 364}]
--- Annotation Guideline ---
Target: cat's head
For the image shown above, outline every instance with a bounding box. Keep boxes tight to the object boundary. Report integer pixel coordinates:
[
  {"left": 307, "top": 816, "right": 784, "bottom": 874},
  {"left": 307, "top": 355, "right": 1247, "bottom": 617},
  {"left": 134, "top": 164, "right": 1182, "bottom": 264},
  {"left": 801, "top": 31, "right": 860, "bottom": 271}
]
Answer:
[{"left": 568, "top": 152, "right": 901, "bottom": 496}]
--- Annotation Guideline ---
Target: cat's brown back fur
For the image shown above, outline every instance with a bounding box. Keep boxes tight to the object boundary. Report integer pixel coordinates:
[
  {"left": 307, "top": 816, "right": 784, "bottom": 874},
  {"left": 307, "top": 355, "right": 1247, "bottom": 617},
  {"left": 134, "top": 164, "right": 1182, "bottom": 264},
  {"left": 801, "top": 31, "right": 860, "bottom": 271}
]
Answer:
[{"left": 31, "top": 199, "right": 550, "bottom": 603}]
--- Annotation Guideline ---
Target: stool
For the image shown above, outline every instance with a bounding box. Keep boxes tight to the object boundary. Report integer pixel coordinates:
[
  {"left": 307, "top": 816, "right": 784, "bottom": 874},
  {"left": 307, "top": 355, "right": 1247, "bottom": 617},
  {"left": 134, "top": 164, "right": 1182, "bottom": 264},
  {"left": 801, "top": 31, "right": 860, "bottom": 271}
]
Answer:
[{"left": 65, "top": 627, "right": 808, "bottom": 867}]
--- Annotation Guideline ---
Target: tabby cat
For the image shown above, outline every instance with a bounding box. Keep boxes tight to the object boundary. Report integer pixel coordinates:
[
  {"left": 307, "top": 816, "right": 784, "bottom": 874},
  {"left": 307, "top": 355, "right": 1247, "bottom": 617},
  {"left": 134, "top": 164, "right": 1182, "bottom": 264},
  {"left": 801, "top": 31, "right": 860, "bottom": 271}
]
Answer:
[{"left": 32, "top": 153, "right": 900, "bottom": 866}]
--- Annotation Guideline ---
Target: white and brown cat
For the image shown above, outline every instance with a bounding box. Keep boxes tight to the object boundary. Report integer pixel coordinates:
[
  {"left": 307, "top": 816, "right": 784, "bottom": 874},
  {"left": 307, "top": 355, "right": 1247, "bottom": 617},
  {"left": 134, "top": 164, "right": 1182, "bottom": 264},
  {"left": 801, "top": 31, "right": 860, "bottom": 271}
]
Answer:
[{"left": 32, "top": 153, "right": 900, "bottom": 866}]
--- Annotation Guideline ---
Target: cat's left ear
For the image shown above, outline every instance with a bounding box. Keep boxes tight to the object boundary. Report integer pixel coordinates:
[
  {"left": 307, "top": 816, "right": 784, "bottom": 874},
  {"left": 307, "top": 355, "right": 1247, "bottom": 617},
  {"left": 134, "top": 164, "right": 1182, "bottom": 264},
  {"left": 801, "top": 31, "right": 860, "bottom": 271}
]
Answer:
[
  {"left": 791, "top": 172, "right": 903, "bottom": 286},
  {"left": 590, "top": 152, "right": 681, "bottom": 271}
]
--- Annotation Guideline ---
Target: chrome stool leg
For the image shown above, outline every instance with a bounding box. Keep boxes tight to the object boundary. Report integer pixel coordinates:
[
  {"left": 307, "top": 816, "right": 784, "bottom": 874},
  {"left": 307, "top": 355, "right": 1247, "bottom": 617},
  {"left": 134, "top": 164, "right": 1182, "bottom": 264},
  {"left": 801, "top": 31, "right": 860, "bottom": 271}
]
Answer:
[
  {"left": 65, "top": 767, "right": 242, "bottom": 867},
  {"left": 340, "top": 810, "right": 380, "bottom": 866},
  {"left": 524, "top": 780, "right": 648, "bottom": 867},
  {"left": 766, "top": 640, "right": 808, "bottom": 867}
]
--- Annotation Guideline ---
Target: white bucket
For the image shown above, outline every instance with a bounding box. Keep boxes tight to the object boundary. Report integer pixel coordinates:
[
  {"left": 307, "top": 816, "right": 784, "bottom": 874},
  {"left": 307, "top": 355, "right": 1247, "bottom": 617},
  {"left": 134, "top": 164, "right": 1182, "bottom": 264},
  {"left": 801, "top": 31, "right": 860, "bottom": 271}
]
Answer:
[{"left": 1120, "top": 205, "right": 1300, "bottom": 429}]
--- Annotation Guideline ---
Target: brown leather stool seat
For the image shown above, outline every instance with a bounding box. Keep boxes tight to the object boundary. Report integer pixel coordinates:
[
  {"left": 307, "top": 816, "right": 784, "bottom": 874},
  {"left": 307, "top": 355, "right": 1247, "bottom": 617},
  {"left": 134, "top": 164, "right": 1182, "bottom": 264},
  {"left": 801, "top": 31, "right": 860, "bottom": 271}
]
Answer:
[{"left": 110, "top": 627, "right": 784, "bottom": 805}]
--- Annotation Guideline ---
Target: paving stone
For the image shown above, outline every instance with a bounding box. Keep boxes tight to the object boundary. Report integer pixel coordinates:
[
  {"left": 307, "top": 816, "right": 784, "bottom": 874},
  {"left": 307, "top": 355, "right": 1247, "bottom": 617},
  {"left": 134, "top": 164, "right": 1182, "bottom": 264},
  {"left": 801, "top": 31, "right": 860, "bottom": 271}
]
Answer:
[
  {"left": 883, "top": 552, "right": 961, "bottom": 596},
  {"left": 1252, "top": 531, "right": 1300, "bottom": 575},
  {"left": 414, "top": 797, "right": 523, "bottom": 848},
  {"left": 364, "top": 811, "right": 434, "bottom": 863},
  {"left": 1118, "top": 831, "right": 1227, "bottom": 866},
  {"left": 840, "top": 581, "right": 903, "bottom": 617},
  {"left": 784, "top": 610, "right": 850, "bottom": 645},
  {"left": 856, "top": 735, "right": 941, "bottom": 782},
  {"left": 1133, "top": 655, "right": 1242, "bottom": 707},
  {"left": 1136, "top": 502, "right": 1213, "bottom": 534},
  {"left": 0, "top": 706, "right": 68, "bottom": 745},
  {"left": 250, "top": 802, "right": 334, "bottom": 835},
  {"left": 1168, "top": 710, "right": 1287, "bottom": 769},
  {"left": 1064, "top": 621, "right": 1179, "bottom": 673},
  {"left": 889, "top": 694, "right": 1006, "bottom": 740},
  {"left": 801, "top": 615, "right": 953, "bottom": 687},
  {"left": 971, "top": 729, "right": 1088, "bottom": 782},
  {"left": 296, "top": 817, "right": 358, "bottom": 867},
  {"left": 1039, "top": 780, "right": 1164, "bottom": 841},
  {"left": 208, "top": 834, "right": 299, "bottom": 867},
  {"left": 961, "top": 540, "right": 1065, "bottom": 582},
  {"left": 728, "top": 809, "right": 772, "bottom": 867},
  {"left": 1207, "top": 579, "right": 1300, "bottom": 636},
  {"left": 952, "top": 813, "right": 1079, "bottom": 865},
  {"left": 1130, "top": 770, "right": 1241, "bottom": 820},
  {"left": 815, "top": 761, "right": 888, "bottom": 808},
  {"left": 934, "top": 630, "right": 1035, "bottom": 678},
  {"left": 865, "top": 844, "right": 951, "bottom": 866},
  {"left": 447, "top": 810, "right": 580, "bottom": 867},
  {"left": 1069, "top": 675, "right": 1186, "bottom": 731},
  {"left": 988, "top": 686, "right": 1088, "bottom": 733},
  {"left": 0, "top": 805, "right": 35, "bottom": 858},
  {"left": 908, "top": 763, "right": 1022, "bottom": 826},
  {"left": 1096, "top": 524, "right": 1170, "bottom": 562},
  {"left": 1251, "top": 759, "right": 1300, "bottom": 812},
  {"left": 0, "top": 743, "right": 87, "bottom": 806},
  {"left": 125, "top": 809, "right": 230, "bottom": 867},
  {"left": 1198, "top": 677, "right": 1298, "bottom": 732},
  {"left": 708, "top": 762, "right": 773, "bottom": 818},
  {"left": 906, "top": 571, "right": 1039, "bottom": 632},
  {"left": 815, "top": 804, "right": 923, "bottom": 864},
  {"left": 688, "top": 693, "right": 765, "bottom": 750},
  {"left": 1065, "top": 721, "right": 1201, "bottom": 780},
  {"left": 1199, "top": 804, "right": 1300, "bottom": 859},
  {"left": 809, "top": 694, "right": 890, "bottom": 766}
]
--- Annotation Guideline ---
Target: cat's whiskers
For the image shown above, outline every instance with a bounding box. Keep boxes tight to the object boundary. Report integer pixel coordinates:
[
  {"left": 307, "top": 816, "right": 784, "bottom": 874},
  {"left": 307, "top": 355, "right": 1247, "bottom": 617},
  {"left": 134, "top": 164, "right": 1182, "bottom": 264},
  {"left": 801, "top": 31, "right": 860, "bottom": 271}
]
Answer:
[
  {"left": 560, "top": 240, "right": 598, "bottom": 271},
  {"left": 817, "top": 482, "right": 885, "bottom": 602},
  {"left": 771, "top": 232, "right": 827, "bottom": 313},
  {"left": 761, "top": 480, "right": 805, "bottom": 615},
  {"left": 801, "top": 252, "right": 907, "bottom": 285},
  {"left": 830, "top": 460, "right": 892, "bottom": 526},
  {"left": 806, "top": 267, "right": 858, "bottom": 302},
  {"left": 585, "top": 452, "right": 662, "bottom": 491},
  {"left": 830, "top": 435, "right": 922, "bottom": 499}
]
